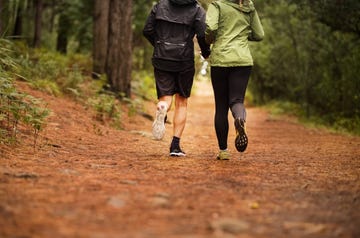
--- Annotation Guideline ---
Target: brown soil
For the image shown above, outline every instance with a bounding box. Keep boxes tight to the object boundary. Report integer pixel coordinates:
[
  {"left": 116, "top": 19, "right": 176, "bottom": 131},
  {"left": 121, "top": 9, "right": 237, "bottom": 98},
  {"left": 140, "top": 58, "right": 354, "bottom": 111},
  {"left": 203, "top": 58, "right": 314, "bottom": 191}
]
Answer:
[{"left": 1, "top": 80, "right": 359, "bottom": 238}]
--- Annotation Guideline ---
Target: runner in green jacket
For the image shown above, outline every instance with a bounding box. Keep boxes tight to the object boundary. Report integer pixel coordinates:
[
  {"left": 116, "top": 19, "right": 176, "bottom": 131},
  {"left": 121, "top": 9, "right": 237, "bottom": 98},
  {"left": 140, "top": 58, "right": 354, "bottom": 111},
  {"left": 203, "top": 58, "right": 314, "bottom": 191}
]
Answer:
[{"left": 205, "top": 0, "right": 264, "bottom": 160}]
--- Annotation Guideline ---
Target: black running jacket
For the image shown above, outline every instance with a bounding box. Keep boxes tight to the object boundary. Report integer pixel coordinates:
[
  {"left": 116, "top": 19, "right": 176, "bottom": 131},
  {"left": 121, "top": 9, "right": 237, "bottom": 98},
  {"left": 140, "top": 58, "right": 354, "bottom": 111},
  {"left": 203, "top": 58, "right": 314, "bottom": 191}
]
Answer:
[{"left": 143, "top": 0, "right": 210, "bottom": 71}]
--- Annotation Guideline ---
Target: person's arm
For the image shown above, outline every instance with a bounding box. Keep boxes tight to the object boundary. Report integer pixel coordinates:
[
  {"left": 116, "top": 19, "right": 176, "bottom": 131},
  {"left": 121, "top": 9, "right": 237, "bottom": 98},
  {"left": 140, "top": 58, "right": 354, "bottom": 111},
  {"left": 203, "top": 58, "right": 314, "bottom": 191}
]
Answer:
[
  {"left": 205, "top": 2, "right": 219, "bottom": 45},
  {"left": 143, "top": 5, "right": 157, "bottom": 46},
  {"left": 248, "top": 10, "right": 264, "bottom": 41},
  {"left": 197, "top": 36, "right": 210, "bottom": 59},
  {"left": 195, "top": 7, "right": 211, "bottom": 58}
]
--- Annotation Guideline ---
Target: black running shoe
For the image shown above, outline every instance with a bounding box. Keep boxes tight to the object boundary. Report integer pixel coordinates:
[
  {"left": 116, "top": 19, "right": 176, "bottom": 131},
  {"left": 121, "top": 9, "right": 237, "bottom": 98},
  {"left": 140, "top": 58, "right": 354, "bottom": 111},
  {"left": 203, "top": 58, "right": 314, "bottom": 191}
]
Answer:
[
  {"left": 169, "top": 148, "right": 186, "bottom": 157},
  {"left": 235, "top": 118, "right": 248, "bottom": 152}
]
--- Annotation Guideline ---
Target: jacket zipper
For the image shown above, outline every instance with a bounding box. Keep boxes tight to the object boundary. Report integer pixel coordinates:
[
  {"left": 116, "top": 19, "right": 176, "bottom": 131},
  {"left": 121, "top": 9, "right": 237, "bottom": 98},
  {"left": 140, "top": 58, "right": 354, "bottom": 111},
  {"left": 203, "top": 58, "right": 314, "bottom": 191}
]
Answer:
[{"left": 157, "top": 40, "right": 186, "bottom": 47}]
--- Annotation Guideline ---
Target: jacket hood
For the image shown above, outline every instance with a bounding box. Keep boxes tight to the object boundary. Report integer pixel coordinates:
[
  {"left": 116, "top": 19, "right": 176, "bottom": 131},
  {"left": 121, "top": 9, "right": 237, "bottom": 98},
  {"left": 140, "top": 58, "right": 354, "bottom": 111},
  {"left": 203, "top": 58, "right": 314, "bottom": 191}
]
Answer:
[
  {"left": 224, "top": 0, "right": 255, "bottom": 13},
  {"left": 169, "top": 0, "right": 197, "bottom": 6}
]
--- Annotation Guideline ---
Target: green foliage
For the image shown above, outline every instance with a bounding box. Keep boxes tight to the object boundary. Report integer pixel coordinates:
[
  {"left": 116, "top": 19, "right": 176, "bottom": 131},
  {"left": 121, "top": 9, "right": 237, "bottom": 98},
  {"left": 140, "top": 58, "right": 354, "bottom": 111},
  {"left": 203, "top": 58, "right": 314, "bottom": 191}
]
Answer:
[
  {"left": 265, "top": 100, "right": 360, "bottom": 136},
  {"left": 0, "top": 0, "right": 29, "bottom": 37},
  {"left": 21, "top": 46, "right": 126, "bottom": 128},
  {"left": 1, "top": 0, "right": 93, "bottom": 52},
  {"left": 87, "top": 70, "right": 156, "bottom": 123},
  {"left": 123, "top": 96, "right": 144, "bottom": 118},
  {"left": 333, "top": 117, "right": 360, "bottom": 136},
  {"left": 290, "top": 0, "right": 360, "bottom": 35},
  {"left": 249, "top": 0, "right": 360, "bottom": 135},
  {"left": 30, "top": 79, "right": 61, "bottom": 96},
  {"left": 56, "top": 0, "right": 93, "bottom": 53},
  {"left": 131, "top": 70, "right": 157, "bottom": 102},
  {"left": 87, "top": 93, "right": 122, "bottom": 129},
  {"left": 266, "top": 100, "right": 303, "bottom": 118},
  {"left": 11, "top": 43, "right": 92, "bottom": 98},
  {"left": 0, "top": 39, "right": 50, "bottom": 145},
  {"left": 2, "top": 37, "right": 142, "bottom": 134},
  {"left": 132, "top": 0, "right": 156, "bottom": 71},
  {"left": 1, "top": 37, "right": 129, "bottom": 141}
]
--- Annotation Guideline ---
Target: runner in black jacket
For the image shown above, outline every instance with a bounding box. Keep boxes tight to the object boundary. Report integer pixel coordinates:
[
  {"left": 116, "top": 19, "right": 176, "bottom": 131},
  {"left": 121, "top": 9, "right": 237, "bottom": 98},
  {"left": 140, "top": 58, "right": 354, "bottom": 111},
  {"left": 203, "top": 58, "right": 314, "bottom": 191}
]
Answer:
[{"left": 143, "top": 0, "right": 210, "bottom": 157}]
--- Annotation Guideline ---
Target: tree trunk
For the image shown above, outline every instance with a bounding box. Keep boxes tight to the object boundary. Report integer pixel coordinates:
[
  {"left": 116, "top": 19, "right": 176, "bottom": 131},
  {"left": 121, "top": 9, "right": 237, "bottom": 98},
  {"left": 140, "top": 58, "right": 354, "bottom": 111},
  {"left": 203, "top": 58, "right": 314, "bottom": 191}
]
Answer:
[
  {"left": 106, "top": 0, "right": 132, "bottom": 97},
  {"left": 48, "top": 1, "right": 56, "bottom": 32},
  {"left": 33, "top": 0, "right": 43, "bottom": 47},
  {"left": 93, "top": 0, "right": 109, "bottom": 77},
  {"left": 56, "top": 12, "right": 70, "bottom": 53},
  {"left": 13, "top": 5, "right": 23, "bottom": 38},
  {"left": 0, "top": 0, "right": 4, "bottom": 36}
]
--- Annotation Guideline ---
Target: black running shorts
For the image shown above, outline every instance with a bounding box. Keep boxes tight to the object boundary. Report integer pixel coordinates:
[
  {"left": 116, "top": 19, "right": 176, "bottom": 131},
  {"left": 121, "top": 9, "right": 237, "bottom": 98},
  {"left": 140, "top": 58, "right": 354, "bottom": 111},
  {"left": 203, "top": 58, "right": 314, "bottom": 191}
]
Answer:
[{"left": 154, "top": 67, "right": 195, "bottom": 99}]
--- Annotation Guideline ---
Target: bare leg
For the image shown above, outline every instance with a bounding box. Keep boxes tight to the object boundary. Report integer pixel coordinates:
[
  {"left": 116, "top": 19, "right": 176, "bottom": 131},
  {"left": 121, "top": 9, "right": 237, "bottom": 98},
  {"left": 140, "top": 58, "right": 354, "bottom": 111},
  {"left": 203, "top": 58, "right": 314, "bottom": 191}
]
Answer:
[
  {"left": 173, "top": 94, "right": 187, "bottom": 138},
  {"left": 158, "top": 95, "right": 173, "bottom": 112}
]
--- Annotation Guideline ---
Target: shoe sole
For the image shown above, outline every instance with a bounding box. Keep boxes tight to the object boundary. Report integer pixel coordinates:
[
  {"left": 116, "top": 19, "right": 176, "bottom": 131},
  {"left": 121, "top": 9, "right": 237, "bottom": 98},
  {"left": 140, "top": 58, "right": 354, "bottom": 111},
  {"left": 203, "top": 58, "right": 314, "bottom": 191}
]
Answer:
[
  {"left": 152, "top": 108, "right": 166, "bottom": 140},
  {"left": 235, "top": 119, "right": 248, "bottom": 152},
  {"left": 170, "top": 152, "right": 186, "bottom": 157},
  {"left": 216, "top": 156, "right": 229, "bottom": 160}
]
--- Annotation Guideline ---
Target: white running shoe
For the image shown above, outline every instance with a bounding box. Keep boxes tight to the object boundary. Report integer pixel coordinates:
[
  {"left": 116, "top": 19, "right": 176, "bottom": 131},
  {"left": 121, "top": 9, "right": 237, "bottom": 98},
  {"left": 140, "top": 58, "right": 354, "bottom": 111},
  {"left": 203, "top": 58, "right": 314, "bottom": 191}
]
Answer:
[{"left": 152, "top": 101, "right": 167, "bottom": 140}]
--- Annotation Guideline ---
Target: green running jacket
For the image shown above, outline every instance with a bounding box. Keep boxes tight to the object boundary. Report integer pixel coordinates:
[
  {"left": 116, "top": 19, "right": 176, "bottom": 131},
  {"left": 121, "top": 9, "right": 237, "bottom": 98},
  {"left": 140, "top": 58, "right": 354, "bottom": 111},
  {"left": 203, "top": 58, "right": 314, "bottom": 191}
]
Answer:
[{"left": 205, "top": 0, "right": 264, "bottom": 67}]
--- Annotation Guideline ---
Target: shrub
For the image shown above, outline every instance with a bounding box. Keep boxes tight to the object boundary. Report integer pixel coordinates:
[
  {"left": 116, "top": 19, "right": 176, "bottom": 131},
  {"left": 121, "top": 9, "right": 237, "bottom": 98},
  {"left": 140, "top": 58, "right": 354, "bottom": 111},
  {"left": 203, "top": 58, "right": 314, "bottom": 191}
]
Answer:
[{"left": 0, "top": 39, "right": 50, "bottom": 146}]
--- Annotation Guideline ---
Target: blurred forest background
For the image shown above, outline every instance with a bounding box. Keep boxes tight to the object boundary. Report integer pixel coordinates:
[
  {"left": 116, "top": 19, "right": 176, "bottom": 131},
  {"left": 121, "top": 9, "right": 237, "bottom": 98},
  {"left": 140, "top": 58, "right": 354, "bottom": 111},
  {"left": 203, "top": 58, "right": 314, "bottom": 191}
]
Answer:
[{"left": 1, "top": 0, "right": 360, "bottom": 144}]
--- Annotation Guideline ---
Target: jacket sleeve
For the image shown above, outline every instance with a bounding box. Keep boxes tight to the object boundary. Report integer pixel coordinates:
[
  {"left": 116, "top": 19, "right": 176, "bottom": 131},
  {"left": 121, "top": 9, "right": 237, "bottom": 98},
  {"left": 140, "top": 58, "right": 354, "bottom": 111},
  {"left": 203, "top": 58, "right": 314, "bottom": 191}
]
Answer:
[
  {"left": 195, "top": 6, "right": 211, "bottom": 58},
  {"left": 248, "top": 10, "right": 264, "bottom": 41},
  {"left": 143, "top": 5, "right": 157, "bottom": 46},
  {"left": 205, "top": 2, "right": 219, "bottom": 45}
]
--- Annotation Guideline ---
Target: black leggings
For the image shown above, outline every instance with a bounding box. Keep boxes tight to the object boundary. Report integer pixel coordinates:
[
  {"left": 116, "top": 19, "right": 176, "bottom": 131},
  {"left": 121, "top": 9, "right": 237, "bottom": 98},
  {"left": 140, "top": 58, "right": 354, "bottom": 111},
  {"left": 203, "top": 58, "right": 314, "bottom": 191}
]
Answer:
[{"left": 210, "top": 66, "right": 252, "bottom": 150}]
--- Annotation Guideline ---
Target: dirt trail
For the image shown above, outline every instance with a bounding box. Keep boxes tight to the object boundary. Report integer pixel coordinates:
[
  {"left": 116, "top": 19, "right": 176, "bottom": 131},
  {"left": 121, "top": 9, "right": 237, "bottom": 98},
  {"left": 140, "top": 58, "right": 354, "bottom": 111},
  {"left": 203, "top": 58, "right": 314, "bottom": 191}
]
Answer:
[{"left": 1, "top": 80, "right": 359, "bottom": 238}]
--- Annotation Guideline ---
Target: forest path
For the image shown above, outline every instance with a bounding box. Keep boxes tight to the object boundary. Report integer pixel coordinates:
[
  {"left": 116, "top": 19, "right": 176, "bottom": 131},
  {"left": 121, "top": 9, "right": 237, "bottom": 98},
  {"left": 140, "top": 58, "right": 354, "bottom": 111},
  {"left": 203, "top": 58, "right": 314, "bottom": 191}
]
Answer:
[{"left": 0, "top": 80, "right": 359, "bottom": 238}]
